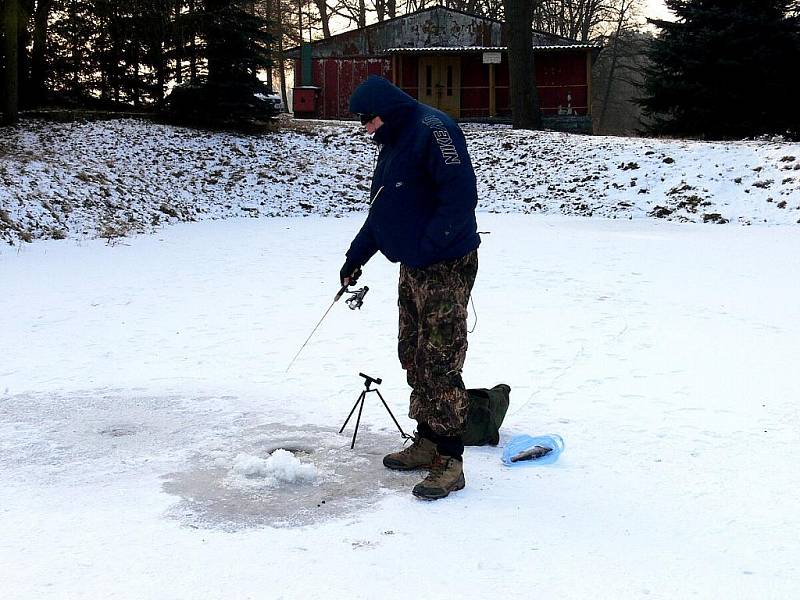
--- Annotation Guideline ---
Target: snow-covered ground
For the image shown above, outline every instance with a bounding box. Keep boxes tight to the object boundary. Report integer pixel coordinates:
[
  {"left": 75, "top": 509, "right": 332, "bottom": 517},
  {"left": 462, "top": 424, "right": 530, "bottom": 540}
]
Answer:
[
  {"left": 2, "top": 213, "right": 799, "bottom": 599},
  {"left": 1, "top": 117, "right": 799, "bottom": 245},
  {"left": 1, "top": 118, "right": 800, "bottom": 598}
]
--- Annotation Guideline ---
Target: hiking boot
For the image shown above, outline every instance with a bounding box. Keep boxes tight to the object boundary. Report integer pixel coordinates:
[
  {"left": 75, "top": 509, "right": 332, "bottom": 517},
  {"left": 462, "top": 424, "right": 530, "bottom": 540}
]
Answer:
[
  {"left": 383, "top": 434, "right": 438, "bottom": 471},
  {"left": 412, "top": 455, "right": 465, "bottom": 500}
]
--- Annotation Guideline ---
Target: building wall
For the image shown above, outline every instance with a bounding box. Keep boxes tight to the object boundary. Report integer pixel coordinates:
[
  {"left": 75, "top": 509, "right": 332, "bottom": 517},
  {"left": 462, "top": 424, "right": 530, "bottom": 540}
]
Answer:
[
  {"left": 414, "top": 51, "right": 590, "bottom": 120},
  {"left": 297, "top": 50, "right": 591, "bottom": 122},
  {"left": 317, "top": 59, "right": 391, "bottom": 118},
  {"left": 536, "top": 51, "right": 591, "bottom": 116},
  {"left": 460, "top": 54, "right": 494, "bottom": 118},
  {"left": 305, "top": 8, "right": 503, "bottom": 57}
]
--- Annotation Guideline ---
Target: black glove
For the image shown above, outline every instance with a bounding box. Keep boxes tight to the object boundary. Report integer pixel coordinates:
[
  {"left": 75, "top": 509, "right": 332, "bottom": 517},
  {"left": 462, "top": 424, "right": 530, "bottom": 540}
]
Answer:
[{"left": 339, "top": 261, "right": 361, "bottom": 287}]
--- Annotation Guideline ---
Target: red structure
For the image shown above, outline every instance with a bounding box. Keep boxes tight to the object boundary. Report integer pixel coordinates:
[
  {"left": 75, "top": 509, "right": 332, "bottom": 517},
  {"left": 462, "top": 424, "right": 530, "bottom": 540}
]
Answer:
[{"left": 287, "top": 6, "right": 599, "bottom": 131}]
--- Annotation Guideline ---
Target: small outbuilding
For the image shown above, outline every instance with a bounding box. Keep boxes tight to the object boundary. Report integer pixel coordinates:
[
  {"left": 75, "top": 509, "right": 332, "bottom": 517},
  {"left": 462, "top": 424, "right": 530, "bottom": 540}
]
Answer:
[{"left": 286, "top": 5, "right": 599, "bottom": 131}]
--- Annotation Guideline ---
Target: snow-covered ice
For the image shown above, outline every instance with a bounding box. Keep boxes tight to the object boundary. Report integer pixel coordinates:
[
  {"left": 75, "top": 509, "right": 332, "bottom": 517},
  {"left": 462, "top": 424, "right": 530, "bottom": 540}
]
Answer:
[{"left": 1, "top": 212, "right": 798, "bottom": 599}]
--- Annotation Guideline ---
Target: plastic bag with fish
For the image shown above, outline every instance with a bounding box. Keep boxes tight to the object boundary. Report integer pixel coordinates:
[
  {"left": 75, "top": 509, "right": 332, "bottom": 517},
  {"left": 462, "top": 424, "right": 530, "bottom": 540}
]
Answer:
[{"left": 502, "top": 434, "right": 564, "bottom": 467}]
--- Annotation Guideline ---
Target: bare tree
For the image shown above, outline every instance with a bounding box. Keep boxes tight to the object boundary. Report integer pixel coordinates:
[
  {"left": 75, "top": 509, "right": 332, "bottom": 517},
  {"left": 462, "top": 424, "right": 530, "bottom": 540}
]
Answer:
[
  {"left": 313, "top": 0, "right": 332, "bottom": 36},
  {"left": 475, "top": 0, "right": 504, "bottom": 20},
  {"left": 327, "top": 0, "right": 356, "bottom": 28},
  {"left": 261, "top": 0, "right": 300, "bottom": 106},
  {"left": 2, "top": 0, "right": 21, "bottom": 124},
  {"left": 503, "top": 0, "right": 542, "bottom": 129},
  {"left": 595, "top": 0, "right": 641, "bottom": 132},
  {"left": 533, "top": 0, "right": 611, "bottom": 42}
]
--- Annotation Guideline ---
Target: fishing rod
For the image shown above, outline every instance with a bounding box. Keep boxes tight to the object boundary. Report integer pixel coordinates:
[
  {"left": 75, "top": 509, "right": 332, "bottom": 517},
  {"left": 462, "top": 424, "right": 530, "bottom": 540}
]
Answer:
[{"left": 285, "top": 269, "right": 369, "bottom": 372}]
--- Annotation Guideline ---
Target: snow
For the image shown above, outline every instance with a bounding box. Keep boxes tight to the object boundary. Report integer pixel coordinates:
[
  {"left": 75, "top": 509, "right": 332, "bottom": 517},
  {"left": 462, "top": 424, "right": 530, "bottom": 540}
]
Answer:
[
  {"left": 232, "top": 449, "right": 318, "bottom": 483},
  {"left": 1, "top": 118, "right": 800, "bottom": 599},
  {"left": 1, "top": 117, "right": 799, "bottom": 245}
]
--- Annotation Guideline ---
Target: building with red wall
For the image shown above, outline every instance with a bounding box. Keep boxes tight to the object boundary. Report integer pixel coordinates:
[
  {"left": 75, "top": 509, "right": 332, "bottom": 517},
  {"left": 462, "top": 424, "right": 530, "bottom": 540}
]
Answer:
[{"left": 287, "top": 5, "right": 599, "bottom": 132}]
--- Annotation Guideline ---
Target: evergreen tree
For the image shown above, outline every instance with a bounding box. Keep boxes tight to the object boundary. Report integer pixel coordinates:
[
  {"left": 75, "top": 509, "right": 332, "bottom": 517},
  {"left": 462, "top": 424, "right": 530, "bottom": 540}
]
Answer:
[
  {"left": 641, "top": 0, "right": 800, "bottom": 139},
  {"left": 49, "top": 0, "right": 100, "bottom": 101},
  {"left": 203, "top": 0, "right": 271, "bottom": 86},
  {"left": 164, "top": 0, "right": 275, "bottom": 127},
  {"left": 7, "top": 0, "right": 273, "bottom": 121}
]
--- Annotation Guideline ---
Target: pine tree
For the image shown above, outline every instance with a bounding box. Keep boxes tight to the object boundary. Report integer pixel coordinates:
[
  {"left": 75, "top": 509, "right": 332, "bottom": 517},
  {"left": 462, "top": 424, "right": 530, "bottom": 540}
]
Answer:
[
  {"left": 49, "top": 0, "right": 99, "bottom": 101},
  {"left": 163, "top": 0, "right": 275, "bottom": 127},
  {"left": 641, "top": 0, "right": 800, "bottom": 139},
  {"left": 203, "top": 0, "right": 271, "bottom": 86}
]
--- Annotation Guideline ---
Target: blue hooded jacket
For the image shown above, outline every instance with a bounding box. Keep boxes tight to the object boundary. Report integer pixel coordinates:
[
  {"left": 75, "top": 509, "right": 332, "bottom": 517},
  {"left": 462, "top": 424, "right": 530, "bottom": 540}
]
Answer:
[{"left": 345, "top": 76, "right": 480, "bottom": 269}]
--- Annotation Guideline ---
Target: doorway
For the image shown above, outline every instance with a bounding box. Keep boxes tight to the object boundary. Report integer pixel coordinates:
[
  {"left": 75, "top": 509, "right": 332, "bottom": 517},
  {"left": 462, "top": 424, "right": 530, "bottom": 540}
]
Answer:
[{"left": 417, "top": 56, "right": 461, "bottom": 118}]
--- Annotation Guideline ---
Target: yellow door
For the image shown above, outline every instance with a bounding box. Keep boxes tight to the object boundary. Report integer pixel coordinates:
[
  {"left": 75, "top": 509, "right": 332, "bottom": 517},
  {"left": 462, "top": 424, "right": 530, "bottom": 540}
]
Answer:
[{"left": 418, "top": 56, "right": 461, "bottom": 118}]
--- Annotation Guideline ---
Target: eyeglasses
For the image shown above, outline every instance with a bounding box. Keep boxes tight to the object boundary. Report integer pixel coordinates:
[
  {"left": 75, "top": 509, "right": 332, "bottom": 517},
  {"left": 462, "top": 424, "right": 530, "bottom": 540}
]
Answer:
[{"left": 359, "top": 114, "right": 377, "bottom": 125}]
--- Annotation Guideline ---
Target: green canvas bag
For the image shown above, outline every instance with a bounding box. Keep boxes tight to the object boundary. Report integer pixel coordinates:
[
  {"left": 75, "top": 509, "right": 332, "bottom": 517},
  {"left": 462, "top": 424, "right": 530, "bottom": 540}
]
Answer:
[{"left": 462, "top": 384, "right": 511, "bottom": 446}]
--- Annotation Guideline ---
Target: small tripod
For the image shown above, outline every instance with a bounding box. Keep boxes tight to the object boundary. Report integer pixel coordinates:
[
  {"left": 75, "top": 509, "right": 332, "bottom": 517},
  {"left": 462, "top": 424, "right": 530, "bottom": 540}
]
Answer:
[{"left": 339, "top": 372, "right": 408, "bottom": 449}]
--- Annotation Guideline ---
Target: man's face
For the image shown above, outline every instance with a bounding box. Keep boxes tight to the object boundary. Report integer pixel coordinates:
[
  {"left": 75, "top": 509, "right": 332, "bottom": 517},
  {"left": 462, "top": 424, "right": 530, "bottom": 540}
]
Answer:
[{"left": 364, "top": 115, "right": 384, "bottom": 135}]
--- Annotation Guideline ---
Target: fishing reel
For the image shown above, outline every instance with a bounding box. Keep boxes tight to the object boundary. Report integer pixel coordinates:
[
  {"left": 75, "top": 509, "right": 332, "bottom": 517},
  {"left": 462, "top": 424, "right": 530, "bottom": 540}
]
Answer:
[
  {"left": 335, "top": 267, "right": 369, "bottom": 310},
  {"left": 344, "top": 286, "right": 369, "bottom": 310}
]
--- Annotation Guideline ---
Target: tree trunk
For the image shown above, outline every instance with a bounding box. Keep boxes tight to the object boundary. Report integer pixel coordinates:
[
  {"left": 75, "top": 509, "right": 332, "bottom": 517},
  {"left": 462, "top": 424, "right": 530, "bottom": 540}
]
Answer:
[
  {"left": 278, "top": 2, "right": 288, "bottom": 109},
  {"left": 313, "top": 0, "right": 330, "bottom": 37},
  {"left": 597, "top": 2, "right": 630, "bottom": 133},
  {"left": 175, "top": 0, "right": 183, "bottom": 84},
  {"left": 189, "top": 0, "right": 198, "bottom": 82},
  {"left": 112, "top": 4, "right": 122, "bottom": 103},
  {"left": 69, "top": 0, "right": 80, "bottom": 96},
  {"left": 297, "top": 0, "right": 303, "bottom": 43},
  {"left": 262, "top": 0, "right": 272, "bottom": 85},
  {"left": 504, "top": 0, "right": 542, "bottom": 129},
  {"left": 3, "top": 0, "right": 20, "bottom": 124},
  {"left": 16, "top": 1, "right": 31, "bottom": 107},
  {"left": 154, "top": 5, "right": 167, "bottom": 103},
  {"left": 29, "top": 0, "right": 52, "bottom": 106}
]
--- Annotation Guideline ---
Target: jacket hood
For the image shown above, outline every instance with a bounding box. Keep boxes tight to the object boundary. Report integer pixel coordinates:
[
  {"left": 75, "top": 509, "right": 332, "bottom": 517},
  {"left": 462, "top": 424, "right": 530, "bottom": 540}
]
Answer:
[{"left": 349, "top": 75, "right": 417, "bottom": 121}]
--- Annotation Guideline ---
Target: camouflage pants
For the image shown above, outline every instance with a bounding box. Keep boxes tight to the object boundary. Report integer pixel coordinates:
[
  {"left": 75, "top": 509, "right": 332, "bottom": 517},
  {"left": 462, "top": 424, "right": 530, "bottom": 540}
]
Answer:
[{"left": 398, "top": 249, "right": 478, "bottom": 436}]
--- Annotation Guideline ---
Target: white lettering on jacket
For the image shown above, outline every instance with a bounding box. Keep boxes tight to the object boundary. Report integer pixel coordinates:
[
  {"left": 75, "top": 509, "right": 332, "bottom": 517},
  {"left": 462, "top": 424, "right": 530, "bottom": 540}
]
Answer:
[{"left": 422, "top": 115, "right": 462, "bottom": 165}]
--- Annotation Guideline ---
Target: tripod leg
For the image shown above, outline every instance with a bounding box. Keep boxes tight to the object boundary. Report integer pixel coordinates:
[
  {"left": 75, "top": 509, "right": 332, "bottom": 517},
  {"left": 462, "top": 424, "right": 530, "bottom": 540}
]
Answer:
[
  {"left": 350, "top": 393, "right": 366, "bottom": 449},
  {"left": 339, "top": 391, "right": 366, "bottom": 434},
  {"left": 374, "top": 389, "right": 408, "bottom": 438}
]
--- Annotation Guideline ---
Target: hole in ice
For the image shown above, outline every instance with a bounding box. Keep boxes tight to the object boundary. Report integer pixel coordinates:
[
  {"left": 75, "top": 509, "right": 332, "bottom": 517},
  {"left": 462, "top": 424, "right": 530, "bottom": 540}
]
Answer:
[
  {"left": 162, "top": 424, "right": 416, "bottom": 530},
  {"left": 98, "top": 424, "right": 138, "bottom": 437}
]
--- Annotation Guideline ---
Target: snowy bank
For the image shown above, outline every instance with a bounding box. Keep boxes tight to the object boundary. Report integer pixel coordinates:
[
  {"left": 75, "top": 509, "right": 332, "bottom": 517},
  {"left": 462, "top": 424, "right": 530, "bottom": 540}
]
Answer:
[{"left": 1, "top": 117, "right": 799, "bottom": 244}]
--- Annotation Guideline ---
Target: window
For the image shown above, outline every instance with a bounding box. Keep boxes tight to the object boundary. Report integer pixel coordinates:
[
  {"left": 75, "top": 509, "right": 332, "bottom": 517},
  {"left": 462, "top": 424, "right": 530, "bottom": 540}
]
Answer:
[
  {"left": 446, "top": 65, "right": 453, "bottom": 96},
  {"left": 426, "top": 65, "right": 432, "bottom": 96}
]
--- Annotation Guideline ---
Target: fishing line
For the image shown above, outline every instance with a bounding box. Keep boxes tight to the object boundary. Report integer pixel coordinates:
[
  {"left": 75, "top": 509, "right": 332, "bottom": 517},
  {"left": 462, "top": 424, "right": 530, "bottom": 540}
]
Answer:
[
  {"left": 468, "top": 295, "right": 477, "bottom": 334},
  {"left": 507, "top": 344, "right": 586, "bottom": 418}
]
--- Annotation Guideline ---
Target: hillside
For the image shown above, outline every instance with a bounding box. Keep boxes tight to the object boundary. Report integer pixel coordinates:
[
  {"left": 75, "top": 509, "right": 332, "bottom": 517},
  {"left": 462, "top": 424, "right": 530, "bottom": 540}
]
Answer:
[{"left": 1, "top": 117, "right": 798, "bottom": 244}]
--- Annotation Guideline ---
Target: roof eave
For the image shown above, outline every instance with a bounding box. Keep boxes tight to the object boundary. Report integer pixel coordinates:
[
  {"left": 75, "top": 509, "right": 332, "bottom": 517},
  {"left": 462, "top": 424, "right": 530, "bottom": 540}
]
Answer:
[{"left": 383, "top": 44, "right": 601, "bottom": 53}]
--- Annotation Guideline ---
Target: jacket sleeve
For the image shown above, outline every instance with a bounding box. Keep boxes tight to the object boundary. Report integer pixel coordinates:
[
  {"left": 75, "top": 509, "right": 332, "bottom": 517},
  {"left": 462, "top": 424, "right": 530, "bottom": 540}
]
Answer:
[
  {"left": 421, "top": 123, "right": 478, "bottom": 252},
  {"left": 345, "top": 216, "right": 379, "bottom": 267}
]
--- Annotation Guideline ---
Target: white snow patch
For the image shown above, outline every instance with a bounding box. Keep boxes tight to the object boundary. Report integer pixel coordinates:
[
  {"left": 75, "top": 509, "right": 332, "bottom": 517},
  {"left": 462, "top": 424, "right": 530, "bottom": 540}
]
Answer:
[{"left": 232, "top": 449, "right": 317, "bottom": 484}]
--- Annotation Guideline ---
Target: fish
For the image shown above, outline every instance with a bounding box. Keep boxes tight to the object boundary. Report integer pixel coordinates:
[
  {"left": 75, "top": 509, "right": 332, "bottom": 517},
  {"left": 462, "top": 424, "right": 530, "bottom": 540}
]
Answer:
[{"left": 510, "top": 445, "right": 552, "bottom": 462}]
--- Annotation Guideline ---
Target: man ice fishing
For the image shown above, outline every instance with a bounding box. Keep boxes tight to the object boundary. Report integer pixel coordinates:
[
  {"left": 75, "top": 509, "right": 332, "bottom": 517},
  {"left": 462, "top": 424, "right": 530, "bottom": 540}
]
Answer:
[{"left": 340, "top": 75, "right": 480, "bottom": 500}]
